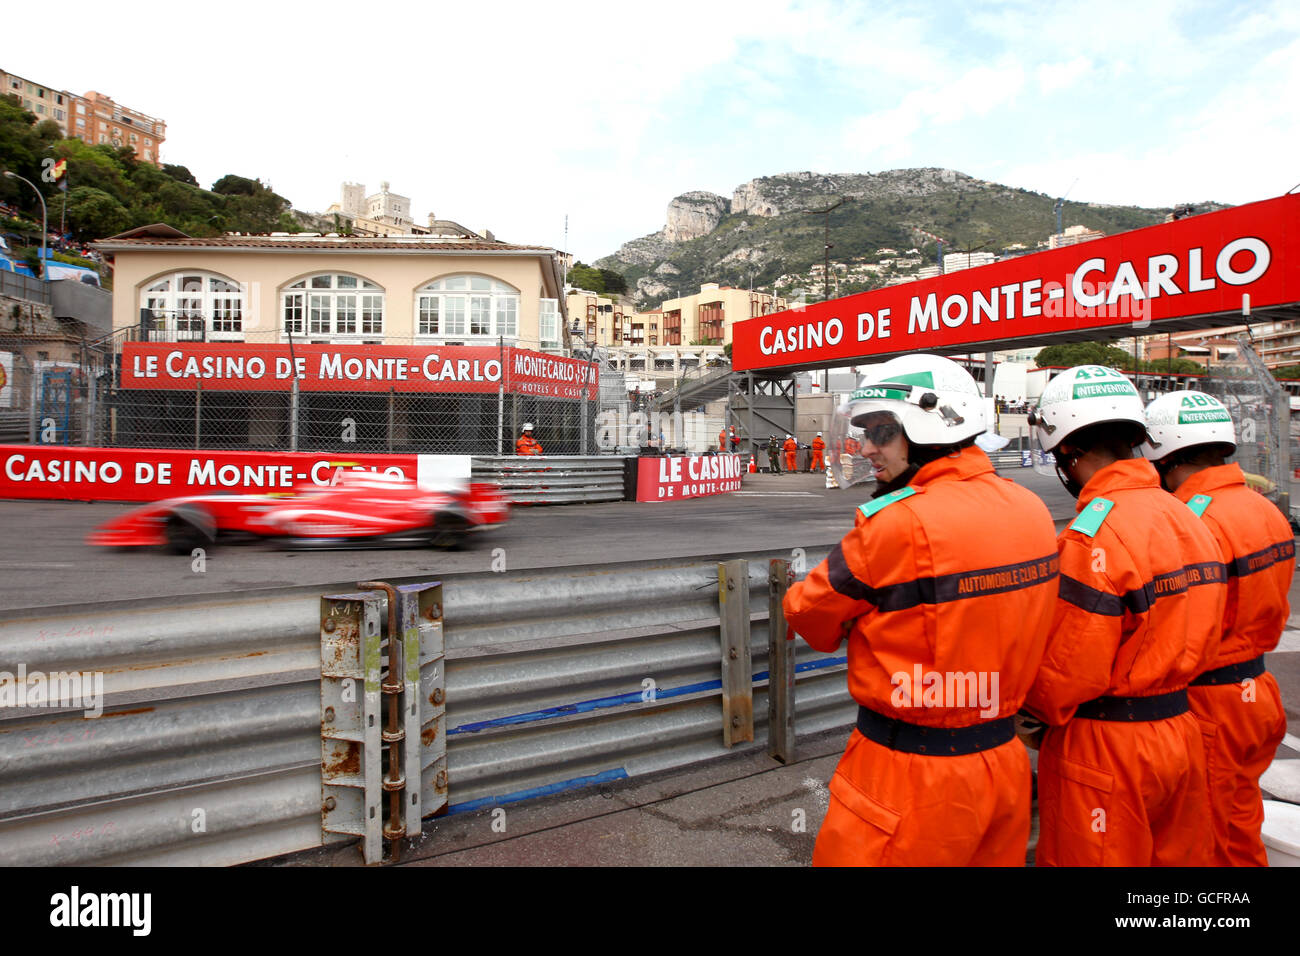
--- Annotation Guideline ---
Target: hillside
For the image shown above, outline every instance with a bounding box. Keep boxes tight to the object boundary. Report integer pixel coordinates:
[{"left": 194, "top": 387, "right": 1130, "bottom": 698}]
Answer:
[{"left": 596, "top": 169, "right": 1224, "bottom": 307}]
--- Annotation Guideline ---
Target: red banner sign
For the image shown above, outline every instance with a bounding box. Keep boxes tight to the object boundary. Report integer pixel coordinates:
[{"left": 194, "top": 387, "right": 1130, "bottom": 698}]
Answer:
[
  {"left": 0, "top": 445, "right": 451, "bottom": 502},
  {"left": 121, "top": 344, "right": 599, "bottom": 400},
  {"left": 636, "top": 454, "right": 744, "bottom": 501},
  {"left": 733, "top": 193, "right": 1300, "bottom": 371}
]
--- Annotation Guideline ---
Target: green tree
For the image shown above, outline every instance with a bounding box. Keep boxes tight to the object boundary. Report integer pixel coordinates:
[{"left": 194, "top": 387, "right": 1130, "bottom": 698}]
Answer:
[
  {"left": 1272, "top": 365, "right": 1300, "bottom": 381},
  {"left": 1033, "top": 341, "right": 1137, "bottom": 370},
  {"left": 211, "top": 174, "right": 260, "bottom": 196},
  {"left": 162, "top": 163, "right": 199, "bottom": 186},
  {"left": 567, "top": 262, "right": 604, "bottom": 293},
  {"left": 63, "top": 186, "right": 131, "bottom": 241},
  {"left": 598, "top": 268, "right": 627, "bottom": 295}
]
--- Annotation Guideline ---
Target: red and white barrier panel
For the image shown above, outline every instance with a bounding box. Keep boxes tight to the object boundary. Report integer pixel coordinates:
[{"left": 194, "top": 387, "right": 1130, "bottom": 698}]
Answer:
[
  {"left": 0, "top": 445, "right": 470, "bottom": 502},
  {"left": 636, "top": 453, "right": 744, "bottom": 502}
]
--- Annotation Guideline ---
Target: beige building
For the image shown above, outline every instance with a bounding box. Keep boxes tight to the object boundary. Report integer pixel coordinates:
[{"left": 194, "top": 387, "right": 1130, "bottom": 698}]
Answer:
[
  {"left": 1048, "top": 224, "right": 1105, "bottom": 249},
  {"left": 0, "top": 67, "right": 165, "bottom": 165},
  {"left": 96, "top": 228, "right": 568, "bottom": 353},
  {"left": 657, "top": 283, "right": 787, "bottom": 347}
]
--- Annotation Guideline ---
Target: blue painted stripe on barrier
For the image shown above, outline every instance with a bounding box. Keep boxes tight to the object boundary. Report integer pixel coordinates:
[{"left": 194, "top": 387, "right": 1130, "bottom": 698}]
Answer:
[
  {"left": 447, "top": 767, "right": 630, "bottom": 815},
  {"left": 450, "top": 678, "right": 723, "bottom": 734},
  {"left": 449, "top": 655, "right": 850, "bottom": 736}
]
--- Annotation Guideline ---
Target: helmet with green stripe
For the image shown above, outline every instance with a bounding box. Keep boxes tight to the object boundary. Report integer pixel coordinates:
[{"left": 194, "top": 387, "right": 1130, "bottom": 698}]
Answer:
[
  {"left": 846, "top": 354, "right": 987, "bottom": 445},
  {"left": 1142, "top": 390, "right": 1236, "bottom": 463},
  {"left": 1028, "top": 365, "right": 1145, "bottom": 453}
]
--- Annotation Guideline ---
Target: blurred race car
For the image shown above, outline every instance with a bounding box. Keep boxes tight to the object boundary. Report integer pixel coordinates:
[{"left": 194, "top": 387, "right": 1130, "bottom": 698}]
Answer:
[{"left": 89, "top": 471, "right": 510, "bottom": 553}]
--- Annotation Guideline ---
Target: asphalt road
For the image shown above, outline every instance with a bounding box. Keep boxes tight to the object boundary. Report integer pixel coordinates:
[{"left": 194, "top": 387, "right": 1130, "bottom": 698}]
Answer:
[{"left": 0, "top": 466, "right": 1079, "bottom": 610}]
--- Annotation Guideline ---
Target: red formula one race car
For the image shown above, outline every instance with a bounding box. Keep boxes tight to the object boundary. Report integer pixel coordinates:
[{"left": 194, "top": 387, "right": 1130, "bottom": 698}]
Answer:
[{"left": 88, "top": 472, "right": 510, "bottom": 553}]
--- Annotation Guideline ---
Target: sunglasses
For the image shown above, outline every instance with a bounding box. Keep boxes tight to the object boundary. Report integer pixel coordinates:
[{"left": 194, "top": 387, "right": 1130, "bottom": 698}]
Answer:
[{"left": 859, "top": 421, "right": 903, "bottom": 447}]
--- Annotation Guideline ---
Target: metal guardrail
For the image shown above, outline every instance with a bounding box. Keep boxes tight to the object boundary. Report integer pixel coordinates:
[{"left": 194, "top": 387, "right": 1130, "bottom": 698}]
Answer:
[
  {"left": 0, "top": 546, "right": 850, "bottom": 866},
  {"left": 472, "top": 455, "right": 628, "bottom": 504}
]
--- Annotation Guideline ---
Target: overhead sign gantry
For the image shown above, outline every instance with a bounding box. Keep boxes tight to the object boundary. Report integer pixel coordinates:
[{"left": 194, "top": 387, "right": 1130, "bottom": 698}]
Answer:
[{"left": 732, "top": 193, "right": 1300, "bottom": 374}]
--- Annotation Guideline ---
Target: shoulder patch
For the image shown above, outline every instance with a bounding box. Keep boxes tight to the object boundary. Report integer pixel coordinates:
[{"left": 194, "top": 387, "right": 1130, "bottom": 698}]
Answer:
[
  {"left": 1186, "top": 493, "right": 1212, "bottom": 517},
  {"left": 1069, "top": 496, "right": 1115, "bottom": 537},
  {"left": 858, "top": 486, "right": 918, "bottom": 520}
]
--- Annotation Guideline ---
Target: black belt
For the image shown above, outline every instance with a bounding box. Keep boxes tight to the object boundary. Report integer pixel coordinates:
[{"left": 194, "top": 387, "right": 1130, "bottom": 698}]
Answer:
[
  {"left": 1191, "top": 655, "right": 1266, "bottom": 686},
  {"left": 1074, "top": 688, "right": 1189, "bottom": 721},
  {"left": 855, "top": 706, "right": 1016, "bottom": 756}
]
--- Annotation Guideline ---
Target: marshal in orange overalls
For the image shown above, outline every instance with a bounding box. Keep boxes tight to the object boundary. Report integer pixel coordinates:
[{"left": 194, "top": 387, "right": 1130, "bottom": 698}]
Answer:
[
  {"left": 783, "top": 437, "right": 798, "bottom": 472},
  {"left": 1024, "top": 458, "right": 1226, "bottom": 866},
  {"left": 1177, "top": 463, "right": 1294, "bottom": 866},
  {"left": 811, "top": 436, "right": 826, "bottom": 471},
  {"left": 515, "top": 434, "right": 543, "bottom": 456},
  {"left": 784, "top": 446, "right": 1059, "bottom": 866}
]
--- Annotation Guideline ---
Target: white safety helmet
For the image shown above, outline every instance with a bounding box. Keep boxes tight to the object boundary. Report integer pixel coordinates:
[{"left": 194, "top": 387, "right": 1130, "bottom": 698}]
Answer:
[
  {"left": 1028, "top": 365, "right": 1145, "bottom": 453},
  {"left": 522, "top": 422, "right": 534, "bottom": 432},
  {"left": 845, "top": 354, "right": 987, "bottom": 445},
  {"left": 1142, "top": 390, "right": 1236, "bottom": 462}
]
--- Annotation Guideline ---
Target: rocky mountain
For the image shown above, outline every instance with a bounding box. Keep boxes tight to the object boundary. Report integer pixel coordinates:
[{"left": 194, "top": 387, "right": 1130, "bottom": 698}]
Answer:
[{"left": 597, "top": 169, "right": 1222, "bottom": 307}]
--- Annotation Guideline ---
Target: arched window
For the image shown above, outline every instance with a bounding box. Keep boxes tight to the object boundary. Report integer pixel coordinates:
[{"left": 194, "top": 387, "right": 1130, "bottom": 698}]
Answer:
[
  {"left": 283, "top": 274, "right": 384, "bottom": 340},
  {"left": 415, "top": 275, "right": 518, "bottom": 343},
  {"left": 142, "top": 272, "right": 245, "bottom": 341}
]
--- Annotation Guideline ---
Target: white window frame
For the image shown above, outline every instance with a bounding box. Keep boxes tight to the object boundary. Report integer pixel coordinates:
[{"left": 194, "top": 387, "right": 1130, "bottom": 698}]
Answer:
[
  {"left": 141, "top": 272, "right": 246, "bottom": 341},
  {"left": 414, "top": 275, "right": 520, "bottom": 345},
  {"left": 282, "top": 274, "right": 384, "bottom": 342},
  {"left": 539, "top": 298, "right": 559, "bottom": 349}
]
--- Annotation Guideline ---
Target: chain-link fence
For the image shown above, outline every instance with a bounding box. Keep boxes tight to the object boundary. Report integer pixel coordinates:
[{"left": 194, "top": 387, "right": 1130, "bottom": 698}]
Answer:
[
  {"left": 1202, "top": 335, "right": 1292, "bottom": 518},
  {"left": 7, "top": 327, "right": 616, "bottom": 457},
  {"left": 0, "top": 333, "right": 105, "bottom": 447}
]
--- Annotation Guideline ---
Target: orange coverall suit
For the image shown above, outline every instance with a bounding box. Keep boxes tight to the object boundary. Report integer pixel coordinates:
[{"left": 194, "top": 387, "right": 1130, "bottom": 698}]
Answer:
[
  {"left": 783, "top": 438, "right": 798, "bottom": 472},
  {"left": 719, "top": 430, "right": 727, "bottom": 452},
  {"left": 1024, "top": 458, "right": 1227, "bottom": 866},
  {"left": 811, "top": 436, "right": 826, "bottom": 472},
  {"left": 1177, "top": 463, "right": 1294, "bottom": 865},
  {"left": 784, "top": 446, "right": 1059, "bottom": 866},
  {"left": 515, "top": 434, "right": 543, "bottom": 456}
]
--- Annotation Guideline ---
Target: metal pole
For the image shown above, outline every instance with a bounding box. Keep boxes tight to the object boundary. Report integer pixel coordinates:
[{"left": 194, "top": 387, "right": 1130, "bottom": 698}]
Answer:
[
  {"left": 498, "top": 335, "right": 505, "bottom": 456},
  {"left": 289, "top": 378, "right": 299, "bottom": 452},
  {"left": 194, "top": 381, "right": 202, "bottom": 450},
  {"left": 387, "top": 386, "right": 395, "bottom": 453}
]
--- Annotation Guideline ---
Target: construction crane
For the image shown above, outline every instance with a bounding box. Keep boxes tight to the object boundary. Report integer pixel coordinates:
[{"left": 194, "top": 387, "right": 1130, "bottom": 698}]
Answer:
[{"left": 1054, "top": 177, "right": 1079, "bottom": 237}]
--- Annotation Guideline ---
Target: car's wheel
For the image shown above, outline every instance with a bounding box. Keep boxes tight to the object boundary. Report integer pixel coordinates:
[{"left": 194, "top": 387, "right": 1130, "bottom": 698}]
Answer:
[
  {"left": 164, "top": 514, "right": 211, "bottom": 555},
  {"left": 428, "top": 511, "right": 471, "bottom": 550}
]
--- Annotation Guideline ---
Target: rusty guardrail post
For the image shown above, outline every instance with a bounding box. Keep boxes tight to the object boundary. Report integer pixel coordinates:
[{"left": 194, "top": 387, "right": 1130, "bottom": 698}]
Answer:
[
  {"left": 767, "top": 558, "right": 795, "bottom": 763},
  {"left": 319, "top": 590, "right": 385, "bottom": 864},
  {"left": 718, "top": 559, "right": 754, "bottom": 747},
  {"left": 396, "top": 582, "right": 448, "bottom": 830}
]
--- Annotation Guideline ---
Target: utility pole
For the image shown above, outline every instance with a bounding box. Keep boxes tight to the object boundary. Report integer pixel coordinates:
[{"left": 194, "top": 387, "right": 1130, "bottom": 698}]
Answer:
[{"left": 809, "top": 198, "right": 846, "bottom": 302}]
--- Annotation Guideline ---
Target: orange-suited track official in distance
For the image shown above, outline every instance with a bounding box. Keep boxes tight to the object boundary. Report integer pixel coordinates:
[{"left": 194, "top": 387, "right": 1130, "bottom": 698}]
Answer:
[
  {"left": 783, "top": 434, "right": 798, "bottom": 473},
  {"left": 811, "top": 432, "right": 826, "bottom": 472},
  {"left": 1144, "top": 390, "right": 1295, "bottom": 865},
  {"left": 783, "top": 356, "right": 1059, "bottom": 866},
  {"left": 516, "top": 422, "right": 543, "bottom": 456},
  {"left": 1023, "top": 366, "right": 1226, "bottom": 866},
  {"left": 719, "top": 428, "right": 727, "bottom": 452}
]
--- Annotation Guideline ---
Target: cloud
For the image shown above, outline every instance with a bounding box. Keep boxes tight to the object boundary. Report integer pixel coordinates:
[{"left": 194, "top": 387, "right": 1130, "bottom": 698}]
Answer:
[{"left": 1036, "top": 56, "right": 1092, "bottom": 96}]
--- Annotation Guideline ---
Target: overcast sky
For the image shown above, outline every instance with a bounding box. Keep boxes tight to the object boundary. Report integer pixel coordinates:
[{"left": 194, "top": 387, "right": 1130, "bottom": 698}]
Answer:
[{"left": 6, "top": 0, "right": 1297, "bottom": 262}]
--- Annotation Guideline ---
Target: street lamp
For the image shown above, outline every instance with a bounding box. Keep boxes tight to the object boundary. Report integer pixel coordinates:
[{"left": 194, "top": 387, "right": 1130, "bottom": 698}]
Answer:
[{"left": 3, "top": 170, "right": 48, "bottom": 278}]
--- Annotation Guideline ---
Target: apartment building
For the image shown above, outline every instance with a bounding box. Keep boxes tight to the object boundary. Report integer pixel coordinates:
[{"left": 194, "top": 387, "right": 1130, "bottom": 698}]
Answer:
[
  {"left": 657, "top": 283, "right": 787, "bottom": 347},
  {"left": 0, "top": 68, "right": 166, "bottom": 165},
  {"left": 1048, "top": 224, "right": 1105, "bottom": 249},
  {"left": 1146, "top": 322, "right": 1300, "bottom": 370}
]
